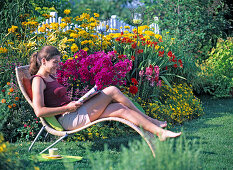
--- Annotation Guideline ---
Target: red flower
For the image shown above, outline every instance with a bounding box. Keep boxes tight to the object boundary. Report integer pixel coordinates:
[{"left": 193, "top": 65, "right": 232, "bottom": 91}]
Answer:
[
  {"left": 121, "top": 31, "right": 124, "bottom": 35},
  {"left": 165, "top": 66, "right": 168, "bottom": 70},
  {"left": 173, "top": 64, "right": 178, "bottom": 68},
  {"left": 36, "top": 121, "right": 38, "bottom": 124},
  {"left": 136, "top": 49, "right": 143, "bottom": 54},
  {"left": 178, "top": 59, "right": 183, "bottom": 68},
  {"left": 131, "top": 42, "right": 137, "bottom": 49},
  {"left": 159, "top": 38, "right": 163, "bottom": 42},
  {"left": 158, "top": 51, "right": 164, "bottom": 57},
  {"left": 131, "top": 78, "right": 138, "bottom": 85},
  {"left": 172, "top": 55, "right": 177, "bottom": 62},
  {"left": 131, "top": 55, "right": 135, "bottom": 61},
  {"left": 1, "top": 89, "right": 5, "bottom": 92},
  {"left": 141, "top": 38, "right": 146, "bottom": 41},
  {"left": 24, "top": 124, "right": 27, "bottom": 128},
  {"left": 129, "top": 85, "right": 138, "bottom": 95},
  {"left": 116, "top": 37, "right": 121, "bottom": 42},
  {"left": 168, "top": 51, "right": 173, "bottom": 57},
  {"left": 29, "top": 132, "right": 33, "bottom": 135}
]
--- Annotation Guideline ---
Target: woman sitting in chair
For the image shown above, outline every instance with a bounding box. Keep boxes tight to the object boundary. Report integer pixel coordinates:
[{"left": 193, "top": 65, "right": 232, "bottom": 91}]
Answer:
[{"left": 29, "top": 46, "right": 181, "bottom": 141}]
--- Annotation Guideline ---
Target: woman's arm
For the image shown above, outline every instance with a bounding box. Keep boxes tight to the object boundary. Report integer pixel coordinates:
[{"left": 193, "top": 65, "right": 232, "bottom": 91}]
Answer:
[{"left": 32, "top": 77, "right": 81, "bottom": 117}]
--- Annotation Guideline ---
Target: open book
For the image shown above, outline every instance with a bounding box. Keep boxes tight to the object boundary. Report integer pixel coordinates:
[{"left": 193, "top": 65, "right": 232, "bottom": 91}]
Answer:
[{"left": 75, "top": 85, "right": 100, "bottom": 104}]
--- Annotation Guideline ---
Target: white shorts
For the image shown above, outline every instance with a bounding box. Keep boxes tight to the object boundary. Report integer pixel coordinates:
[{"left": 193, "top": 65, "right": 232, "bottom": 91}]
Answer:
[{"left": 57, "top": 105, "right": 91, "bottom": 130}]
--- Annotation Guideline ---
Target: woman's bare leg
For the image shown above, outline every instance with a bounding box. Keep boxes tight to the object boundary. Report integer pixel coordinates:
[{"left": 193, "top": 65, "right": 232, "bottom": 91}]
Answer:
[
  {"left": 107, "top": 86, "right": 167, "bottom": 127},
  {"left": 82, "top": 87, "right": 181, "bottom": 141},
  {"left": 96, "top": 103, "right": 181, "bottom": 141}
]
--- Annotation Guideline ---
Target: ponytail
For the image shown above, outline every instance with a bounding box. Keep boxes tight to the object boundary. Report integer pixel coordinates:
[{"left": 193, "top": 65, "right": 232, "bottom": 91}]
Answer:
[{"left": 29, "top": 52, "right": 40, "bottom": 75}]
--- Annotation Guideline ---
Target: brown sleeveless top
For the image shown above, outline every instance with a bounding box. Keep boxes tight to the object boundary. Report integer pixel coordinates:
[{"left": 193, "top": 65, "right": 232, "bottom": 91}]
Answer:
[{"left": 32, "top": 75, "right": 71, "bottom": 107}]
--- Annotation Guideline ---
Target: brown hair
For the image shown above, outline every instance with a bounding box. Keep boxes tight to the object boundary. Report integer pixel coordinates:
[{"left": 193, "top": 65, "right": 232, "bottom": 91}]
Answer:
[{"left": 29, "top": 46, "right": 61, "bottom": 75}]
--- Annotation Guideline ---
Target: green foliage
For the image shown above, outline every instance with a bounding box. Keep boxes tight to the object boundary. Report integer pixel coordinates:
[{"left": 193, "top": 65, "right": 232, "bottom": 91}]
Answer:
[
  {"left": 87, "top": 135, "right": 202, "bottom": 170},
  {"left": 0, "top": 133, "right": 26, "bottom": 169},
  {"left": 67, "top": 122, "right": 135, "bottom": 142},
  {"left": 70, "top": 0, "right": 133, "bottom": 20},
  {"left": 0, "top": 0, "right": 70, "bottom": 36},
  {"left": 142, "top": 0, "right": 230, "bottom": 60},
  {"left": 193, "top": 37, "right": 233, "bottom": 97}
]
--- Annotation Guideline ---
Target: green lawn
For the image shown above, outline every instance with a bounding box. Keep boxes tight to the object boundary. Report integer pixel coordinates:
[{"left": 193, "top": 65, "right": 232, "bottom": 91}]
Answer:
[
  {"left": 13, "top": 95, "right": 233, "bottom": 169},
  {"left": 174, "top": 95, "right": 233, "bottom": 169}
]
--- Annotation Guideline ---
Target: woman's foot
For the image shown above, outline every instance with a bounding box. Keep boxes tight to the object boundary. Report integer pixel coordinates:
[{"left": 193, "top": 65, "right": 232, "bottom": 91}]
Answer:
[
  {"left": 151, "top": 119, "right": 167, "bottom": 128},
  {"left": 157, "top": 130, "right": 181, "bottom": 141}
]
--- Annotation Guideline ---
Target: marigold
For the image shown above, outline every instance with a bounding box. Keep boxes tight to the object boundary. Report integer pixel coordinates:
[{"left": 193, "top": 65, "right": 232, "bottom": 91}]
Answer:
[
  {"left": 15, "top": 97, "right": 19, "bottom": 101},
  {"left": 71, "top": 43, "right": 79, "bottom": 52},
  {"left": 0, "top": 47, "right": 8, "bottom": 53},
  {"left": 64, "top": 9, "right": 71, "bottom": 15},
  {"left": 1, "top": 99, "right": 6, "bottom": 103},
  {"left": 12, "top": 103, "right": 16, "bottom": 107},
  {"left": 8, "top": 105, "right": 12, "bottom": 109},
  {"left": 9, "top": 88, "right": 14, "bottom": 92},
  {"left": 94, "top": 13, "right": 99, "bottom": 18}
]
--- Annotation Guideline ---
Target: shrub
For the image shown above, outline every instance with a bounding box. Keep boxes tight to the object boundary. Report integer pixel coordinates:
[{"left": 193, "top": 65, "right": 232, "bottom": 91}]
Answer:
[
  {"left": 144, "top": 83, "right": 204, "bottom": 125},
  {"left": 193, "top": 37, "right": 233, "bottom": 97},
  {"left": 0, "top": 133, "right": 25, "bottom": 169}
]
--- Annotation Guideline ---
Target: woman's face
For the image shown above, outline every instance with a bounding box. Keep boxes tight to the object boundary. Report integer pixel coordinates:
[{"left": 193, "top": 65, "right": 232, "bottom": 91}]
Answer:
[{"left": 44, "top": 55, "right": 61, "bottom": 74}]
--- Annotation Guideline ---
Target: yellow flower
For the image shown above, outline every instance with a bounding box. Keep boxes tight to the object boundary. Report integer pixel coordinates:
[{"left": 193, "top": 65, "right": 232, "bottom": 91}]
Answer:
[
  {"left": 82, "top": 47, "right": 89, "bottom": 51},
  {"left": 124, "top": 26, "right": 130, "bottom": 29},
  {"left": 94, "top": 13, "right": 99, "bottom": 18},
  {"left": 154, "top": 34, "right": 162, "bottom": 40},
  {"left": 81, "top": 40, "right": 89, "bottom": 45},
  {"left": 67, "top": 39, "right": 75, "bottom": 42},
  {"left": 71, "top": 43, "right": 79, "bottom": 52},
  {"left": 49, "top": 7, "right": 56, "bottom": 11},
  {"left": 50, "top": 23, "right": 59, "bottom": 30},
  {"left": 64, "top": 9, "right": 71, "bottom": 15},
  {"left": 8, "top": 25, "right": 18, "bottom": 33},
  {"left": 62, "top": 55, "right": 68, "bottom": 59},
  {"left": 35, "top": 7, "right": 41, "bottom": 11},
  {"left": 60, "top": 22, "right": 67, "bottom": 29},
  {"left": 70, "top": 33, "right": 79, "bottom": 38},
  {"left": 90, "top": 22, "right": 97, "bottom": 27}
]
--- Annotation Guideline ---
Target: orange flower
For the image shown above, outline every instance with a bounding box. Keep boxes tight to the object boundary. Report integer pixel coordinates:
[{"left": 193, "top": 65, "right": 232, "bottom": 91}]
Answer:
[
  {"left": 15, "top": 97, "right": 19, "bottom": 101},
  {"left": 7, "top": 92, "right": 11, "bottom": 95},
  {"left": 7, "top": 82, "right": 10, "bottom": 85},
  {"left": 9, "top": 88, "right": 14, "bottom": 92},
  {"left": 8, "top": 105, "right": 12, "bottom": 109},
  {"left": 12, "top": 103, "right": 16, "bottom": 107},
  {"left": 1, "top": 99, "right": 6, "bottom": 103}
]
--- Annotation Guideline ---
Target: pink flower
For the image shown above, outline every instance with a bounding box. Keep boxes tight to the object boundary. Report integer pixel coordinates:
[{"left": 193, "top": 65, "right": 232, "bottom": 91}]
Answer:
[
  {"left": 157, "top": 80, "right": 162, "bottom": 87},
  {"left": 145, "top": 67, "right": 153, "bottom": 76},
  {"left": 139, "top": 70, "right": 144, "bottom": 77},
  {"left": 24, "top": 124, "right": 27, "bottom": 128}
]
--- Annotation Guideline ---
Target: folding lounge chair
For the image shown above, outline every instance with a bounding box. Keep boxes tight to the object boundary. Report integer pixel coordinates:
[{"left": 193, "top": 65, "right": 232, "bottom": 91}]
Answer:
[{"left": 15, "top": 65, "right": 156, "bottom": 157}]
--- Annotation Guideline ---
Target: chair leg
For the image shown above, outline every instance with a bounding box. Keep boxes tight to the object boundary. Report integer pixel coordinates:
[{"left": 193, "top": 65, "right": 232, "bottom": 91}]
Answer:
[
  {"left": 39, "top": 133, "right": 69, "bottom": 154},
  {"left": 43, "top": 132, "right": 49, "bottom": 142},
  {"left": 28, "top": 126, "right": 45, "bottom": 152}
]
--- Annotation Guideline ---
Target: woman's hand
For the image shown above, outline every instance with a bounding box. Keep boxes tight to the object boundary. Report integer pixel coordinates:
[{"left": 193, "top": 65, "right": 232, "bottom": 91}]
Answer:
[{"left": 66, "top": 101, "right": 83, "bottom": 112}]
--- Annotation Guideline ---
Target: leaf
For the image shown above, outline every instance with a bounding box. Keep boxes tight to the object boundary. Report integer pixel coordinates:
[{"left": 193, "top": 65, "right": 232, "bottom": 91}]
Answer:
[{"left": 160, "top": 76, "right": 173, "bottom": 90}]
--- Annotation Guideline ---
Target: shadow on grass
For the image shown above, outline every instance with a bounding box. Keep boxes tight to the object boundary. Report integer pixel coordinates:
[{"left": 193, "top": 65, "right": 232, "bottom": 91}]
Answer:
[{"left": 89, "top": 135, "right": 141, "bottom": 152}]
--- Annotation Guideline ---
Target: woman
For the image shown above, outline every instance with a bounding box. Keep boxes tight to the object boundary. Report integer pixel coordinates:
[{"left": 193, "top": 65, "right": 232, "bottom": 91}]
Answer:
[{"left": 30, "top": 46, "right": 181, "bottom": 141}]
